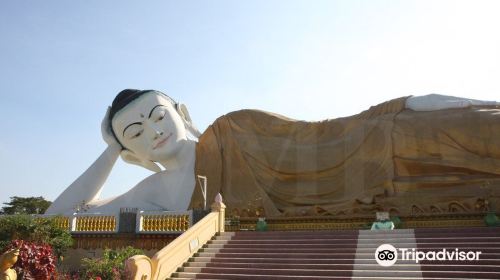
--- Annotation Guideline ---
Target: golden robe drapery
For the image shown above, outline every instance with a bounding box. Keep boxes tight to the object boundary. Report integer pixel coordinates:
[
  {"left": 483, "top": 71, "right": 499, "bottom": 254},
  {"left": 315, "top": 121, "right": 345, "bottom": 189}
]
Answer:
[{"left": 190, "top": 97, "right": 500, "bottom": 217}]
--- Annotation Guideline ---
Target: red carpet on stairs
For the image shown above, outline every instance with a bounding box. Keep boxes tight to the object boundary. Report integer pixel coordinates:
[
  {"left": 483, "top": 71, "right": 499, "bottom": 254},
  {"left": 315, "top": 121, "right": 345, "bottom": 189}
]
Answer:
[
  {"left": 415, "top": 227, "right": 500, "bottom": 279},
  {"left": 169, "top": 227, "right": 500, "bottom": 280}
]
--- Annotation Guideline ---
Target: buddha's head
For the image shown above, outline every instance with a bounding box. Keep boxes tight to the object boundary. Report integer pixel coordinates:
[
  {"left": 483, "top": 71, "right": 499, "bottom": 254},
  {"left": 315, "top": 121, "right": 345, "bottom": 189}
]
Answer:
[{"left": 108, "top": 89, "right": 199, "bottom": 171}]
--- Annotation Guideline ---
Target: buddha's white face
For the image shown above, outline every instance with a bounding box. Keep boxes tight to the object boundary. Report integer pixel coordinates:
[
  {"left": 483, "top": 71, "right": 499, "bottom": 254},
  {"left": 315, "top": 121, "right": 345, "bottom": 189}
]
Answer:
[{"left": 111, "top": 92, "right": 187, "bottom": 162}]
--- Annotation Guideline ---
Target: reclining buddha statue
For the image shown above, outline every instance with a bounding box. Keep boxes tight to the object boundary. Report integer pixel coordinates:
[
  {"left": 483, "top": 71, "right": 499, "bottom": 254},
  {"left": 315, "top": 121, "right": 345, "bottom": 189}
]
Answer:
[{"left": 46, "top": 90, "right": 500, "bottom": 217}]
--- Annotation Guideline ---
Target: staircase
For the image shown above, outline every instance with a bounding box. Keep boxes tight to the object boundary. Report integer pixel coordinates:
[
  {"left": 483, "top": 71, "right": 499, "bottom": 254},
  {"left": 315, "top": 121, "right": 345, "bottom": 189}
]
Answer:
[{"left": 169, "top": 227, "right": 500, "bottom": 280}]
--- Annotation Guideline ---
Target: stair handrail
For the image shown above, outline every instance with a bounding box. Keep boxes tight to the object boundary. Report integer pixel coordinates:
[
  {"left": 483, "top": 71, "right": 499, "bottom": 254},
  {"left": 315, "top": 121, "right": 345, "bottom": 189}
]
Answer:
[{"left": 125, "top": 193, "right": 226, "bottom": 280}]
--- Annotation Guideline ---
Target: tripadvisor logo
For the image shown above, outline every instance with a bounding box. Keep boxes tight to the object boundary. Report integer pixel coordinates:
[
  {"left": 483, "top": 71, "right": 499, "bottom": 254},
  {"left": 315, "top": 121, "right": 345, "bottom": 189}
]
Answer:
[
  {"left": 375, "top": 244, "right": 482, "bottom": 267},
  {"left": 375, "top": 244, "right": 398, "bottom": 266}
]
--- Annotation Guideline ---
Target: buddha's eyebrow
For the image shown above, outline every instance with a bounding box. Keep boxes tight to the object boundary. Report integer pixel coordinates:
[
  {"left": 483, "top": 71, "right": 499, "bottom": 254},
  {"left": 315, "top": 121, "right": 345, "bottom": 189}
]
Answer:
[
  {"left": 122, "top": 122, "right": 142, "bottom": 137},
  {"left": 149, "top": 105, "right": 167, "bottom": 118}
]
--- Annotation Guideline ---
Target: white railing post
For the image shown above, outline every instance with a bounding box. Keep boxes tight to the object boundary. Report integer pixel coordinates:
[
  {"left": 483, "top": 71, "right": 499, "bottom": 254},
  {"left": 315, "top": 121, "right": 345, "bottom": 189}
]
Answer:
[
  {"left": 211, "top": 193, "right": 226, "bottom": 233},
  {"left": 71, "top": 213, "right": 77, "bottom": 232},
  {"left": 136, "top": 210, "right": 144, "bottom": 233}
]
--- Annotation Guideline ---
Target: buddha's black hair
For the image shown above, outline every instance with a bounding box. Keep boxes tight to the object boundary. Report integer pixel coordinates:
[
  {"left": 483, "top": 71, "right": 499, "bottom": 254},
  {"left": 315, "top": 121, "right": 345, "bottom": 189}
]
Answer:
[{"left": 108, "top": 89, "right": 177, "bottom": 149}]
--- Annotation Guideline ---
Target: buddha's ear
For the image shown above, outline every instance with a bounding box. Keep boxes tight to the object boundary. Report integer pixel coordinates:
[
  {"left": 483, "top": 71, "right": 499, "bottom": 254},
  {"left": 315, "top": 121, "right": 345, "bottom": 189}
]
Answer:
[
  {"left": 177, "top": 103, "right": 201, "bottom": 137},
  {"left": 177, "top": 104, "right": 192, "bottom": 124},
  {"left": 120, "top": 150, "right": 161, "bottom": 173}
]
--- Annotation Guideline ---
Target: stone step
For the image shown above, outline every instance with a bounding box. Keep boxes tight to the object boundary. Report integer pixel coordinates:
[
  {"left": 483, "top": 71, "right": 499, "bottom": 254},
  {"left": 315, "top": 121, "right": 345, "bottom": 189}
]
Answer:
[
  {"left": 223, "top": 228, "right": 500, "bottom": 236},
  {"left": 414, "top": 228, "right": 500, "bottom": 233},
  {"left": 213, "top": 236, "right": 500, "bottom": 243},
  {"left": 184, "top": 261, "right": 500, "bottom": 272},
  {"left": 226, "top": 229, "right": 500, "bottom": 236},
  {"left": 170, "top": 277, "right": 496, "bottom": 280},
  {"left": 169, "top": 273, "right": 413, "bottom": 280},
  {"left": 194, "top": 251, "right": 500, "bottom": 259},
  {"left": 218, "top": 233, "right": 499, "bottom": 240},
  {"left": 172, "top": 268, "right": 500, "bottom": 279},
  {"left": 189, "top": 256, "right": 500, "bottom": 265},
  {"left": 186, "top": 256, "right": 353, "bottom": 265},
  {"left": 200, "top": 247, "right": 500, "bottom": 254},
  {"left": 205, "top": 242, "right": 500, "bottom": 248},
  {"left": 220, "top": 230, "right": 360, "bottom": 235},
  {"left": 195, "top": 252, "right": 358, "bottom": 259},
  {"left": 206, "top": 242, "right": 500, "bottom": 249},
  {"left": 226, "top": 234, "right": 413, "bottom": 240},
  {"left": 414, "top": 233, "right": 500, "bottom": 238},
  {"left": 170, "top": 278, "right": 493, "bottom": 280}
]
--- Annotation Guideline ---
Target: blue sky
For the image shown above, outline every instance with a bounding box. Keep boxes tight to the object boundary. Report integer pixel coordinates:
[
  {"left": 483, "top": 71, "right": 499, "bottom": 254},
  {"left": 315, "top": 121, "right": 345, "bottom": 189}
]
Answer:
[{"left": 1, "top": 0, "right": 499, "bottom": 206}]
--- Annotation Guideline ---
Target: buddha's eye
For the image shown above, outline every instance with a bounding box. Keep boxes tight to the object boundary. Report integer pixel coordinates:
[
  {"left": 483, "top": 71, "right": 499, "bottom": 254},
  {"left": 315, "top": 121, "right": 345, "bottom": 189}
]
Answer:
[
  {"left": 156, "top": 113, "right": 165, "bottom": 122},
  {"left": 131, "top": 129, "right": 144, "bottom": 139}
]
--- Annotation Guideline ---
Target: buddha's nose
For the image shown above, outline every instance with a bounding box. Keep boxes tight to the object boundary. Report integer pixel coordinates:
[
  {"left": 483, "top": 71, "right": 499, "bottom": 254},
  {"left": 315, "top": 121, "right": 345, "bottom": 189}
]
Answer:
[
  {"left": 150, "top": 124, "right": 164, "bottom": 139},
  {"left": 155, "top": 130, "right": 164, "bottom": 138}
]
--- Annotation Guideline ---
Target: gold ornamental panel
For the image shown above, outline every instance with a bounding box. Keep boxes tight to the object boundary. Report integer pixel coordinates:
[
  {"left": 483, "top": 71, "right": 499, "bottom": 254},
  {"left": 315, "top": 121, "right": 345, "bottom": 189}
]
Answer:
[
  {"left": 141, "top": 214, "right": 190, "bottom": 232},
  {"left": 75, "top": 215, "right": 117, "bottom": 232}
]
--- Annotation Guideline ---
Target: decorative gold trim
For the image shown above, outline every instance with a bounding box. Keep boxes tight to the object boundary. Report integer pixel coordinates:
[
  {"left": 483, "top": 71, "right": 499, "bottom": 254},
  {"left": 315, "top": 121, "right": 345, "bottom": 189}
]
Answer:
[
  {"left": 75, "top": 216, "right": 116, "bottom": 232},
  {"left": 225, "top": 213, "right": 494, "bottom": 231},
  {"left": 142, "top": 214, "right": 190, "bottom": 232}
]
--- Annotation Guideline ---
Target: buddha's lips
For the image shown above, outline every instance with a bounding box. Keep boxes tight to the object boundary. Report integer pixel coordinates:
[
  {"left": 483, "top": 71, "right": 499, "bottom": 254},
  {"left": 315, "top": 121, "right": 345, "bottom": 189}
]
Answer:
[{"left": 153, "top": 132, "right": 173, "bottom": 150}]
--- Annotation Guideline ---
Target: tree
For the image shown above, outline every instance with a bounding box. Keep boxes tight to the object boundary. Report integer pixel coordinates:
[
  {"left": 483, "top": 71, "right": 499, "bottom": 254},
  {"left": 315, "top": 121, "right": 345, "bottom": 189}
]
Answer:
[{"left": 1, "top": 196, "right": 51, "bottom": 215}]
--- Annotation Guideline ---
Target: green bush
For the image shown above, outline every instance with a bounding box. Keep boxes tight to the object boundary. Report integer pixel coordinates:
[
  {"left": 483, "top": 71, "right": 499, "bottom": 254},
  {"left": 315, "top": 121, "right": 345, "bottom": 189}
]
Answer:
[
  {"left": 0, "top": 215, "right": 73, "bottom": 257},
  {"left": 81, "top": 246, "right": 144, "bottom": 280}
]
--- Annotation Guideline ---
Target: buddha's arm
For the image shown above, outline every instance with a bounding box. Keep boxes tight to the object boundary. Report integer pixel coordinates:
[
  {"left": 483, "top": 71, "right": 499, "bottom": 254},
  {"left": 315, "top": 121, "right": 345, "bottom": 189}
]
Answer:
[
  {"left": 45, "top": 144, "right": 121, "bottom": 214},
  {"left": 406, "top": 94, "right": 499, "bottom": 111}
]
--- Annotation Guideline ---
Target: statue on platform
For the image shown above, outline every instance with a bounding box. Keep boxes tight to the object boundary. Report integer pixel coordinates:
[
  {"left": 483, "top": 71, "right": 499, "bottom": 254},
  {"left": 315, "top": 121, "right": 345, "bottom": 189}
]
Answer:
[
  {"left": 46, "top": 90, "right": 500, "bottom": 218},
  {"left": 0, "top": 248, "right": 19, "bottom": 280}
]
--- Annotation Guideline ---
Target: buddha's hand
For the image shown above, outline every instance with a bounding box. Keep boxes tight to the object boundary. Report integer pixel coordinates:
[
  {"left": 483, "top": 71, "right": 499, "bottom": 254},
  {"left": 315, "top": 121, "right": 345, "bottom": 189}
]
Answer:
[{"left": 101, "top": 107, "right": 121, "bottom": 149}]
